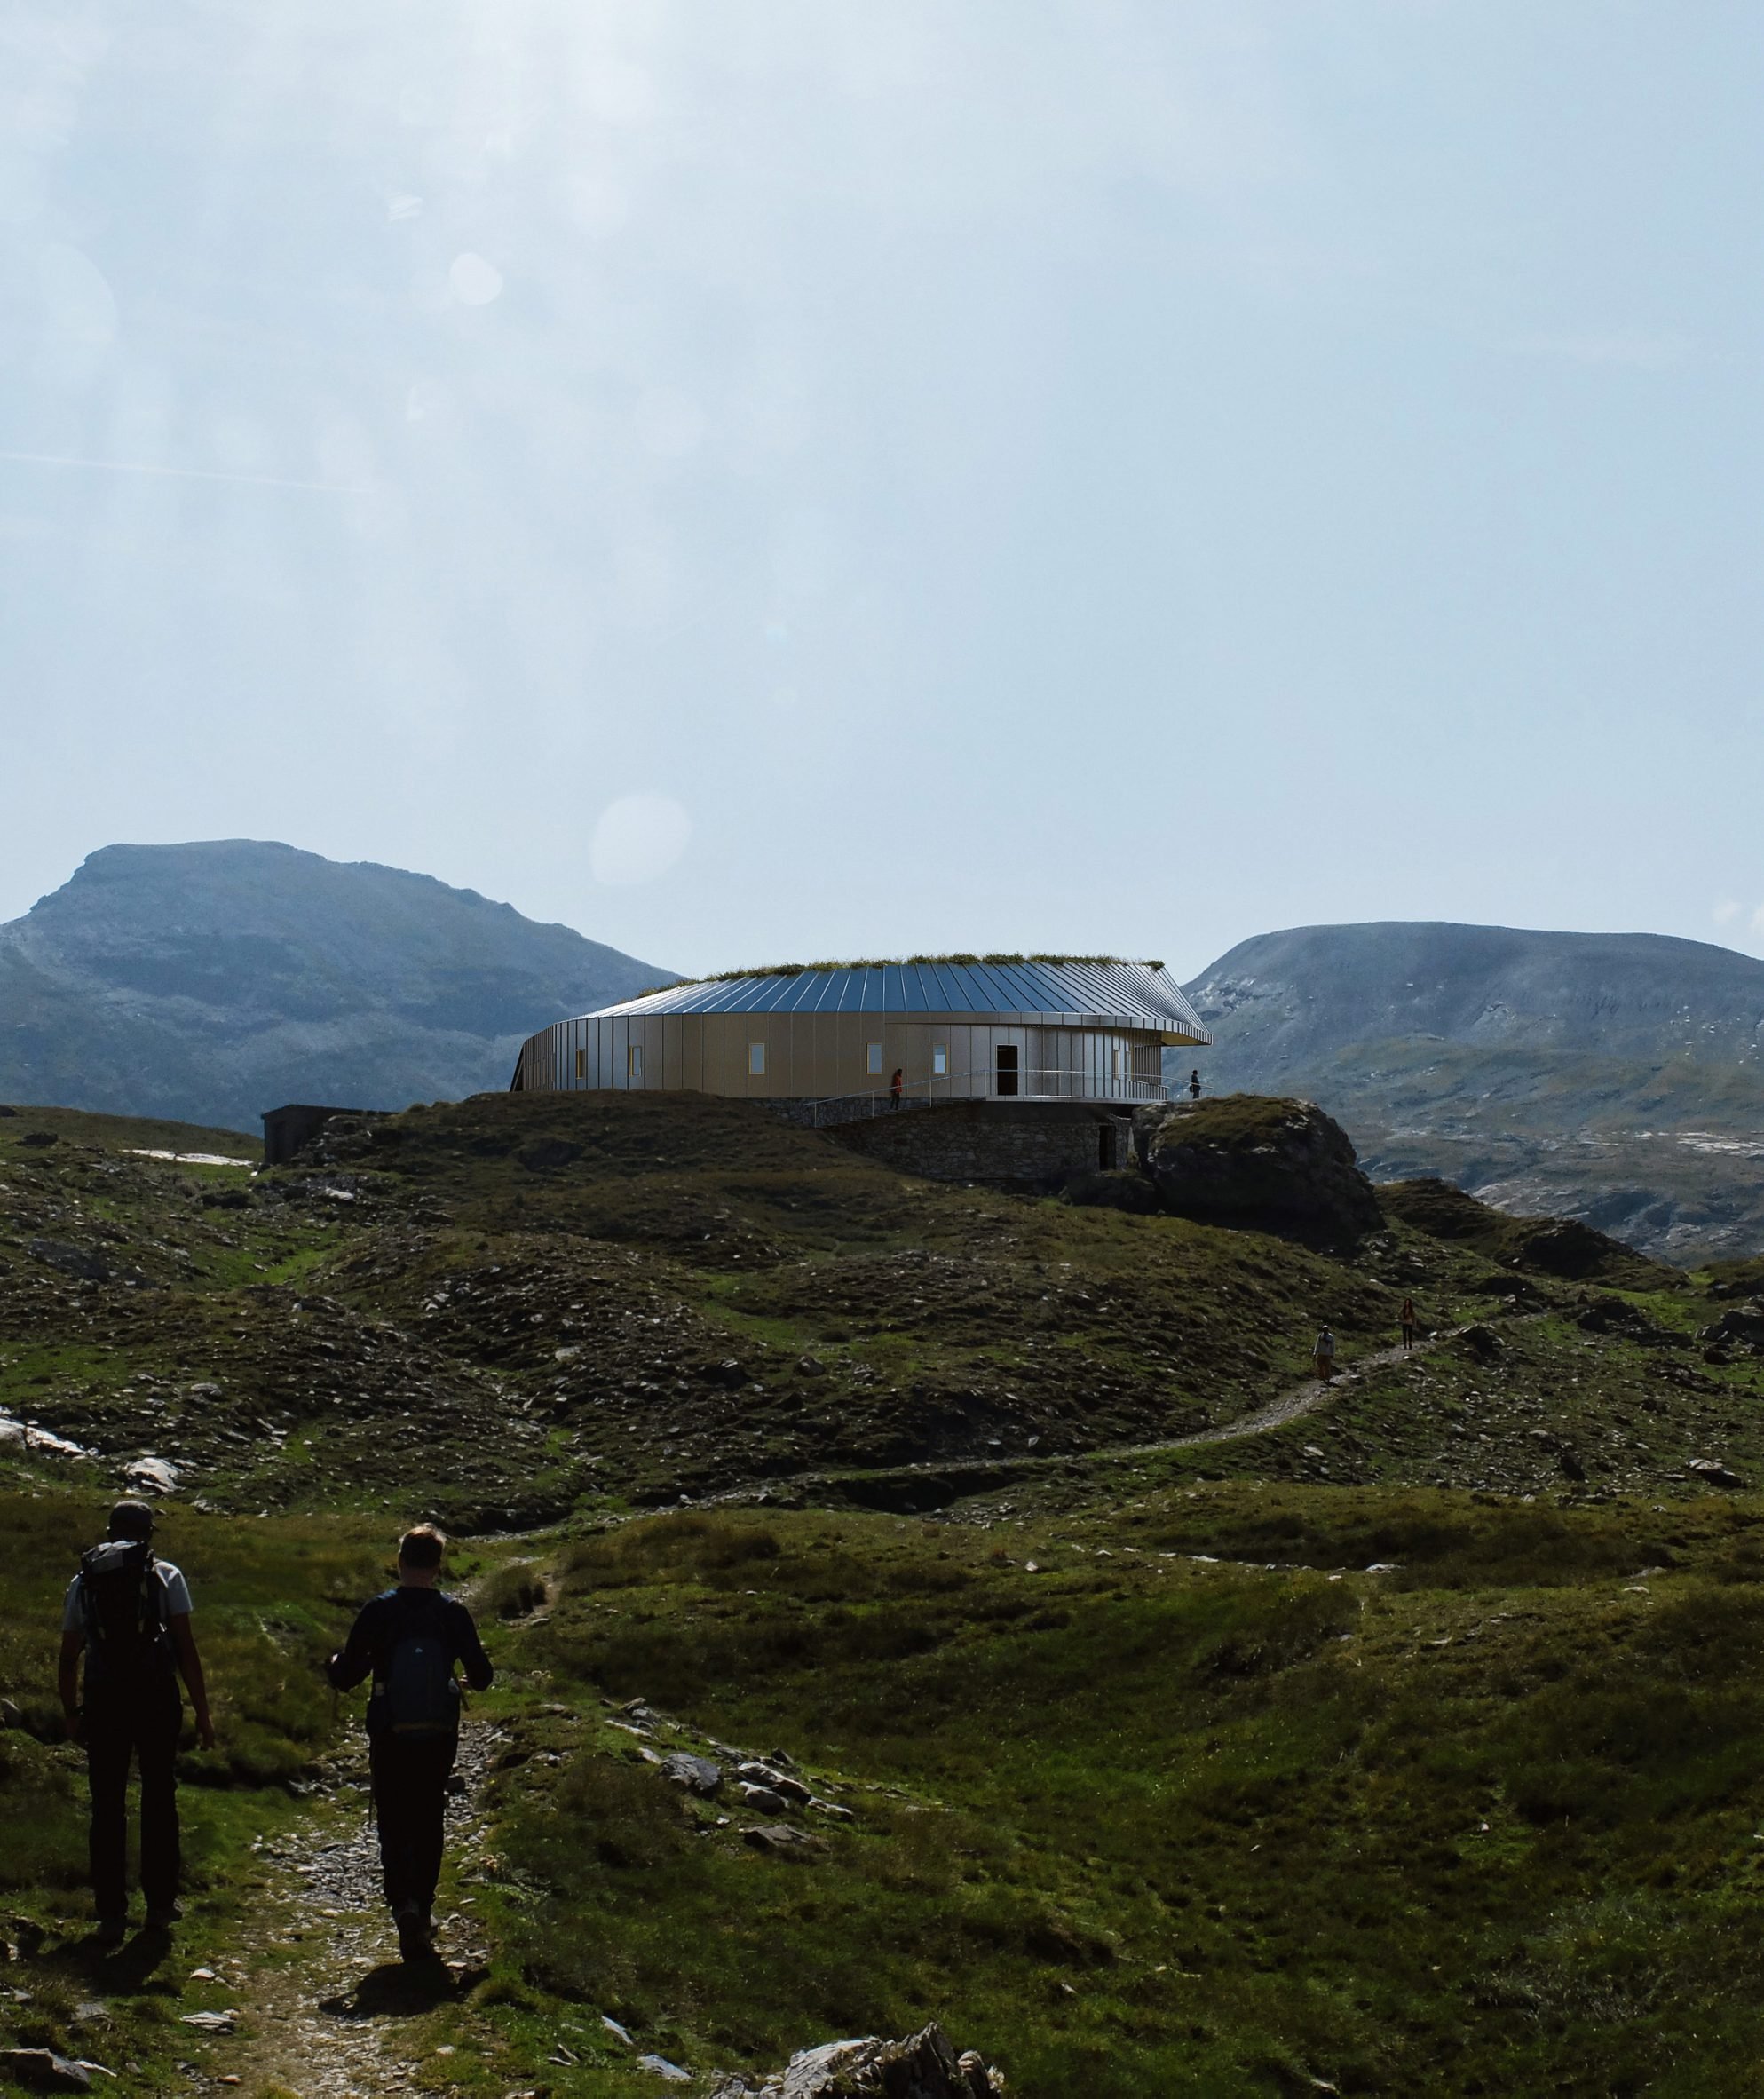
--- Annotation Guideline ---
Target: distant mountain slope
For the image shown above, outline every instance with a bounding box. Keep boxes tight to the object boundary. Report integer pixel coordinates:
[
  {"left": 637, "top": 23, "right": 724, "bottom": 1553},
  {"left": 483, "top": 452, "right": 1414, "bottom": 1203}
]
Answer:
[
  {"left": 1181, "top": 923, "right": 1764, "bottom": 1261},
  {"left": 0, "top": 841, "right": 671, "bottom": 1133}
]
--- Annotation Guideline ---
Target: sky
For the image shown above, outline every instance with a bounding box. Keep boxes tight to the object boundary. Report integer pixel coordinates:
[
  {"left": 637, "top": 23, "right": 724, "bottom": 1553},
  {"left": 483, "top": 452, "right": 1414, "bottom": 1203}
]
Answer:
[{"left": 3, "top": 1, "right": 1761, "bottom": 979}]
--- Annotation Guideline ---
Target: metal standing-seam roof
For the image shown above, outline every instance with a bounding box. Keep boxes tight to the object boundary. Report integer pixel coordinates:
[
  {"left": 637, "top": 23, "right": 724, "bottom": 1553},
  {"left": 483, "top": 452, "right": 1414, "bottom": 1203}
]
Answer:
[{"left": 582, "top": 959, "right": 1210, "bottom": 1041}]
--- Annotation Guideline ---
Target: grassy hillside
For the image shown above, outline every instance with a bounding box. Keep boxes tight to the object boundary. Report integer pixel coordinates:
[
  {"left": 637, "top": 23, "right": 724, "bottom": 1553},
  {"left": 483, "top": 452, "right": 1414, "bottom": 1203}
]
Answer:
[
  {"left": 4, "top": 1094, "right": 1764, "bottom": 2093},
  {"left": 8, "top": 1493, "right": 1764, "bottom": 2094}
]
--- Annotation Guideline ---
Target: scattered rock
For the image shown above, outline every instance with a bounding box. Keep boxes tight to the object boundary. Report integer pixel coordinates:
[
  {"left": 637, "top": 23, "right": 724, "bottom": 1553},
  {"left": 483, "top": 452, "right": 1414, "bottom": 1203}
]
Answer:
[
  {"left": 737, "top": 1761, "right": 811, "bottom": 1804},
  {"left": 28, "top": 1239, "right": 109, "bottom": 1283},
  {"left": 660, "top": 1753, "right": 724, "bottom": 1796},
  {"left": 178, "top": 2010, "right": 237, "bottom": 2032},
  {"left": 752, "top": 2022, "right": 1006, "bottom": 2096},
  {"left": 742, "top": 1823, "right": 821, "bottom": 1855},
  {"left": 18, "top": 1131, "right": 59, "bottom": 1148},
  {"left": 1689, "top": 1457, "right": 1746, "bottom": 1489},
  {"left": 1458, "top": 1324, "right": 1502, "bottom": 1364},
  {"left": 0, "top": 2050, "right": 91, "bottom": 2091},
  {"left": 1700, "top": 1308, "right": 1764, "bottom": 1350},
  {"left": 1557, "top": 1448, "right": 1587, "bottom": 1483},
  {"left": 125, "top": 1455, "right": 181, "bottom": 1494},
  {"left": 740, "top": 1783, "right": 789, "bottom": 1816},
  {"left": 637, "top": 2055, "right": 692, "bottom": 2082}
]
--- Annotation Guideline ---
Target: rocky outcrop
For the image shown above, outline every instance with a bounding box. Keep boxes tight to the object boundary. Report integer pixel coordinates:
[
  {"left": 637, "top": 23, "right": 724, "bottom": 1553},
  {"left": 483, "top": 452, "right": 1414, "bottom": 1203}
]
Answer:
[
  {"left": 710, "top": 2023, "right": 1007, "bottom": 2098},
  {"left": 1134, "top": 1094, "right": 1382, "bottom": 1243},
  {"left": 1180, "top": 920, "right": 1764, "bottom": 1261}
]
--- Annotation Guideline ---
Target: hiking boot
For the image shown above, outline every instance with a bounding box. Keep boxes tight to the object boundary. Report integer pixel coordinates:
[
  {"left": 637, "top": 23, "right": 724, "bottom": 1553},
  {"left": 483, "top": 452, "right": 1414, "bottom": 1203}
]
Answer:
[
  {"left": 393, "top": 1905, "right": 434, "bottom": 1961},
  {"left": 145, "top": 1902, "right": 183, "bottom": 1929},
  {"left": 93, "top": 1915, "right": 128, "bottom": 1949}
]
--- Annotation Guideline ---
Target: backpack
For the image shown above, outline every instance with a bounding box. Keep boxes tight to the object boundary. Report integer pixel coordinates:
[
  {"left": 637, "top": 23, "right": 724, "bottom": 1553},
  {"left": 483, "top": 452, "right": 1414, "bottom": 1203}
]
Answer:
[
  {"left": 380, "top": 1594, "right": 461, "bottom": 1739},
  {"left": 78, "top": 1541, "right": 173, "bottom": 1689}
]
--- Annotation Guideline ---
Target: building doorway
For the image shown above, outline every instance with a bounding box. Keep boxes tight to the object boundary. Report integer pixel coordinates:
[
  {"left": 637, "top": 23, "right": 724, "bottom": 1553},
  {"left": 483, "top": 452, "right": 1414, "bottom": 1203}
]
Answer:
[
  {"left": 1097, "top": 1121, "right": 1117, "bottom": 1169},
  {"left": 995, "top": 1043, "right": 1019, "bottom": 1097}
]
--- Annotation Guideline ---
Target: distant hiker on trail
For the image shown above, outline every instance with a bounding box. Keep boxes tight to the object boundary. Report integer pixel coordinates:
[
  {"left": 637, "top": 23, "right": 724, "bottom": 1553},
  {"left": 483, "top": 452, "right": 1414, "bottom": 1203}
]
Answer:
[
  {"left": 1400, "top": 1297, "right": 1418, "bottom": 1351},
  {"left": 59, "top": 1500, "right": 216, "bottom": 1945},
  {"left": 327, "top": 1525, "right": 494, "bottom": 1962},
  {"left": 1312, "top": 1327, "right": 1337, "bottom": 1382},
  {"left": 890, "top": 1067, "right": 904, "bottom": 1108},
  {"left": 1189, "top": 1069, "right": 1202, "bottom": 1100}
]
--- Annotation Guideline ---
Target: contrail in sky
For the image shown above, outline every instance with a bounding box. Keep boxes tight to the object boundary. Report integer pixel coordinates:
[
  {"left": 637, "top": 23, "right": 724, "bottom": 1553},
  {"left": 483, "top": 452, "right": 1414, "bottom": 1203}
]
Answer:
[{"left": 0, "top": 449, "right": 368, "bottom": 495}]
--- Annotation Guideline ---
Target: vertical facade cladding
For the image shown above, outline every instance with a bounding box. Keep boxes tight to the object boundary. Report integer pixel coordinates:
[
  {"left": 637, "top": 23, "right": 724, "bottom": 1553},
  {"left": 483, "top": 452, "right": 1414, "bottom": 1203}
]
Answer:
[{"left": 514, "top": 958, "right": 1209, "bottom": 1106}]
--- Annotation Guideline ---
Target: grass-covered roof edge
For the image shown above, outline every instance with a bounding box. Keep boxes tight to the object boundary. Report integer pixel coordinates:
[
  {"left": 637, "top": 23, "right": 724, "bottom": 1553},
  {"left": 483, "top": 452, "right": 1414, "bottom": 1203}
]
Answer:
[{"left": 635, "top": 954, "right": 1167, "bottom": 1000}]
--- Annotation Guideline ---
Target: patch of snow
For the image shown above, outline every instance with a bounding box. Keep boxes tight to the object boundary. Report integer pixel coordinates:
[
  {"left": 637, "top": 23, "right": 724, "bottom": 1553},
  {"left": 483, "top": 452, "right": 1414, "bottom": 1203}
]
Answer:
[{"left": 129, "top": 1150, "right": 252, "bottom": 1167}]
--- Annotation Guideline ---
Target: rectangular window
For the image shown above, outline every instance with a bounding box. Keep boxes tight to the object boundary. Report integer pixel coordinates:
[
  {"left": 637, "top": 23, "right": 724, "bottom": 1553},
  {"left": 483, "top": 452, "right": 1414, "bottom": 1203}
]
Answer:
[
  {"left": 748, "top": 1042, "right": 766, "bottom": 1076},
  {"left": 574, "top": 1048, "right": 587, "bottom": 1081},
  {"left": 867, "top": 1042, "right": 883, "bottom": 1076},
  {"left": 627, "top": 1043, "right": 643, "bottom": 1081},
  {"left": 932, "top": 1044, "right": 947, "bottom": 1076}
]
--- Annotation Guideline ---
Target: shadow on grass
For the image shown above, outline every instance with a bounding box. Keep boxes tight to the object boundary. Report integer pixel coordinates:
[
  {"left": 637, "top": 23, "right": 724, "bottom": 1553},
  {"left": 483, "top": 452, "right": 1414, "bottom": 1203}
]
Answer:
[
  {"left": 49, "top": 1924, "right": 180, "bottom": 1995},
  {"left": 320, "top": 1959, "right": 461, "bottom": 2020}
]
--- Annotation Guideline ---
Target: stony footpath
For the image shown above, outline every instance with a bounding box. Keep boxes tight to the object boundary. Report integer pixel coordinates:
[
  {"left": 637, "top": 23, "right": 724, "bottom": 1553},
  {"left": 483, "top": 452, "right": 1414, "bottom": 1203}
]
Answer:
[{"left": 212, "top": 1723, "right": 499, "bottom": 2099}]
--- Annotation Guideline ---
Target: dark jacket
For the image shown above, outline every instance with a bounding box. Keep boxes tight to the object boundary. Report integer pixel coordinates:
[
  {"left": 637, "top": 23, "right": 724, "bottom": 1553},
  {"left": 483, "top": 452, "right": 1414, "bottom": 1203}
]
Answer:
[{"left": 327, "top": 1587, "right": 494, "bottom": 1737}]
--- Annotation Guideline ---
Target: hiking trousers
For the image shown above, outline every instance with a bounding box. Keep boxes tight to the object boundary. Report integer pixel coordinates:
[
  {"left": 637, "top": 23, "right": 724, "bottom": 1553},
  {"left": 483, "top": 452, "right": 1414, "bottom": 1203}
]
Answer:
[
  {"left": 84, "top": 1682, "right": 182, "bottom": 1919},
  {"left": 370, "top": 1733, "right": 457, "bottom": 1913}
]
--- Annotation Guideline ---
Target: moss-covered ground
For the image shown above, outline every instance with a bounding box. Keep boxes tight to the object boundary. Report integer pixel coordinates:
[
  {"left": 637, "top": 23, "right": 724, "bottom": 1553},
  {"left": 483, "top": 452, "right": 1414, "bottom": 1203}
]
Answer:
[{"left": 4, "top": 1095, "right": 1764, "bottom": 2093}]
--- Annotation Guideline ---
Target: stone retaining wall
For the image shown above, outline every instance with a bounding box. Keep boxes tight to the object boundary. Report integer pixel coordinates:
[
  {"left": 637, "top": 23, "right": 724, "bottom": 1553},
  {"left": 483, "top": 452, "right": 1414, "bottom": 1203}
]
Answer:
[{"left": 822, "top": 1100, "right": 1132, "bottom": 1188}]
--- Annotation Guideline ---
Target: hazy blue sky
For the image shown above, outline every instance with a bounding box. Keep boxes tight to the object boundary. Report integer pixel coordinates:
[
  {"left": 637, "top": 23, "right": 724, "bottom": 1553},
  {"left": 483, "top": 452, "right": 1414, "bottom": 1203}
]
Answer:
[{"left": 4, "top": 2, "right": 1760, "bottom": 978}]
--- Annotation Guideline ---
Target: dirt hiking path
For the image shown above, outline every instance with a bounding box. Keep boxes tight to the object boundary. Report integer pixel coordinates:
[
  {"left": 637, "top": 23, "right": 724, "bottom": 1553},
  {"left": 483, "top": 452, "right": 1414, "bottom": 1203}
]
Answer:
[
  {"left": 217, "top": 1722, "right": 497, "bottom": 2099},
  {"left": 733, "top": 1326, "right": 1480, "bottom": 1509}
]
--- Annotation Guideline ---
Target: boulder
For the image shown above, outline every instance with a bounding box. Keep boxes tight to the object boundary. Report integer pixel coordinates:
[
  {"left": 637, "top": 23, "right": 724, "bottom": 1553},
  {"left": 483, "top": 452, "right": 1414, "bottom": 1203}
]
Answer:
[
  {"left": 1689, "top": 1457, "right": 1746, "bottom": 1489},
  {"left": 0, "top": 2051, "right": 91, "bottom": 2091},
  {"left": 1701, "top": 1307, "right": 1764, "bottom": 1350},
  {"left": 28, "top": 1239, "right": 110, "bottom": 1283},
  {"left": 660, "top": 1753, "right": 723, "bottom": 1796},
  {"left": 1135, "top": 1096, "right": 1382, "bottom": 1242},
  {"left": 742, "top": 1823, "right": 821, "bottom": 1855},
  {"left": 1458, "top": 1324, "right": 1502, "bottom": 1365},
  {"left": 763, "top": 2023, "right": 1005, "bottom": 2097}
]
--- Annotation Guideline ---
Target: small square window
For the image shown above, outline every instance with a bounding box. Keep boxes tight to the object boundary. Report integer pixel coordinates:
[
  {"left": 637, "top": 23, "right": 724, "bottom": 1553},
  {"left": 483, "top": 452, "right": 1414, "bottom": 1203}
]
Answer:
[
  {"left": 574, "top": 1048, "right": 587, "bottom": 1081},
  {"left": 867, "top": 1042, "right": 883, "bottom": 1076},
  {"left": 748, "top": 1042, "right": 766, "bottom": 1076},
  {"left": 932, "top": 1044, "right": 947, "bottom": 1076},
  {"left": 627, "top": 1043, "right": 644, "bottom": 1081}
]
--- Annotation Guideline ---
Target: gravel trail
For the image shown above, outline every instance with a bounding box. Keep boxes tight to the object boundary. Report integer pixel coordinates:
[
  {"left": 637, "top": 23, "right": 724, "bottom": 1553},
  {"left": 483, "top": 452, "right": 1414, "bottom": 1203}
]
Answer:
[{"left": 210, "top": 1706, "right": 501, "bottom": 2098}]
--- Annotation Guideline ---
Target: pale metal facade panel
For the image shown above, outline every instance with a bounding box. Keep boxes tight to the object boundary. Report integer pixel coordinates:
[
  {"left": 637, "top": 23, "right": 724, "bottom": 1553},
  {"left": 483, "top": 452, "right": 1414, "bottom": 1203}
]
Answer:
[{"left": 512, "top": 957, "right": 1206, "bottom": 1105}]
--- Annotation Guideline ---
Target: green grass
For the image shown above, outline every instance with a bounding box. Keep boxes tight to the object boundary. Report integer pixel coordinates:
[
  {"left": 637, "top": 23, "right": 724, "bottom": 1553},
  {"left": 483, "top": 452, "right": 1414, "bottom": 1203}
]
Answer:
[
  {"left": 0, "top": 1493, "right": 396, "bottom": 2084},
  {"left": 449, "top": 1494, "right": 1764, "bottom": 2096}
]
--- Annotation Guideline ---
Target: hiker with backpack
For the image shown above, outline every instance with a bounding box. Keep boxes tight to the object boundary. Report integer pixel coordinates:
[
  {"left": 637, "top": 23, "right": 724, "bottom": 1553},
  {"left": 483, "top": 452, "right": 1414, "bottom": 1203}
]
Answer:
[
  {"left": 326, "top": 1525, "right": 494, "bottom": 1961},
  {"left": 58, "top": 1501, "right": 216, "bottom": 1945}
]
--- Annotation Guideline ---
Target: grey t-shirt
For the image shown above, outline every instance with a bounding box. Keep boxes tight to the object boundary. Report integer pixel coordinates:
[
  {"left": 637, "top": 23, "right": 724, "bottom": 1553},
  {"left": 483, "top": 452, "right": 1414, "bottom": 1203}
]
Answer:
[{"left": 62, "top": 1557, "right": 193, "bottom": 1634}]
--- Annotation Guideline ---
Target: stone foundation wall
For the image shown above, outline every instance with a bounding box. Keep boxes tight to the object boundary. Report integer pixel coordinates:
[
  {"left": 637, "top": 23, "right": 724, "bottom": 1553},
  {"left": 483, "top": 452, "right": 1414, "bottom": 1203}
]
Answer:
[{"left": 822, "top": 1100, "right": 1132, "bottom": 1188}]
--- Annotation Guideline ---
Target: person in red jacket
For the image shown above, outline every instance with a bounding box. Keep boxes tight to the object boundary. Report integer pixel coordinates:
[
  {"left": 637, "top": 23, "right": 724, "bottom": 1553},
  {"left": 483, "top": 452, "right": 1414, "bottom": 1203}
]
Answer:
[{"left": 890, "top": 1067, "right": 904, "bottom": 1108}]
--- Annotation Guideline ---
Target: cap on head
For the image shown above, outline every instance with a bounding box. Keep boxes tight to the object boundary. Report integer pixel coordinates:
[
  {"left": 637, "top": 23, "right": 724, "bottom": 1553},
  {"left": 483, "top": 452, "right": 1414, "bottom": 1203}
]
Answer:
[
  {"left": 398, "top": 1524, "right": 446, "bottom": 1571},
  {"left": 107, "top": 1500, "right": 156, "bottom": 1541}
]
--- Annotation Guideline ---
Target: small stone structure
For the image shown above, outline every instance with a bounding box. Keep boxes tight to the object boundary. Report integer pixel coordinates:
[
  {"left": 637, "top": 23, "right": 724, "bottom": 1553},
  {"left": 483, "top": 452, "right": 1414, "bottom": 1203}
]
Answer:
[{"left": 260, "top": 1103, "right": 386, "bottom": 1167}]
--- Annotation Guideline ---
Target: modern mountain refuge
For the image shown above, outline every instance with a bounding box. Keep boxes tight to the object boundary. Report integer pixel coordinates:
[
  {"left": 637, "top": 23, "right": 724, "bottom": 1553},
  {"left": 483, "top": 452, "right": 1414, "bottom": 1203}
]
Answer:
[{"left": 512, "top": 956, "right": 1212, "bottom": 1184}]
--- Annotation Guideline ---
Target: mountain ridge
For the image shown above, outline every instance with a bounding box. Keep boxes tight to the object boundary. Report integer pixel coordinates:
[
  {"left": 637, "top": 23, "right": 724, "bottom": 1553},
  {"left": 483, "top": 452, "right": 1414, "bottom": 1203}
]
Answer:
[
  {"left": 1182, "top": 919, "right": 1764, "bottom": 1259},
  {"left": 0, "top": 839, "right": 670, "bottom": 1133}
]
